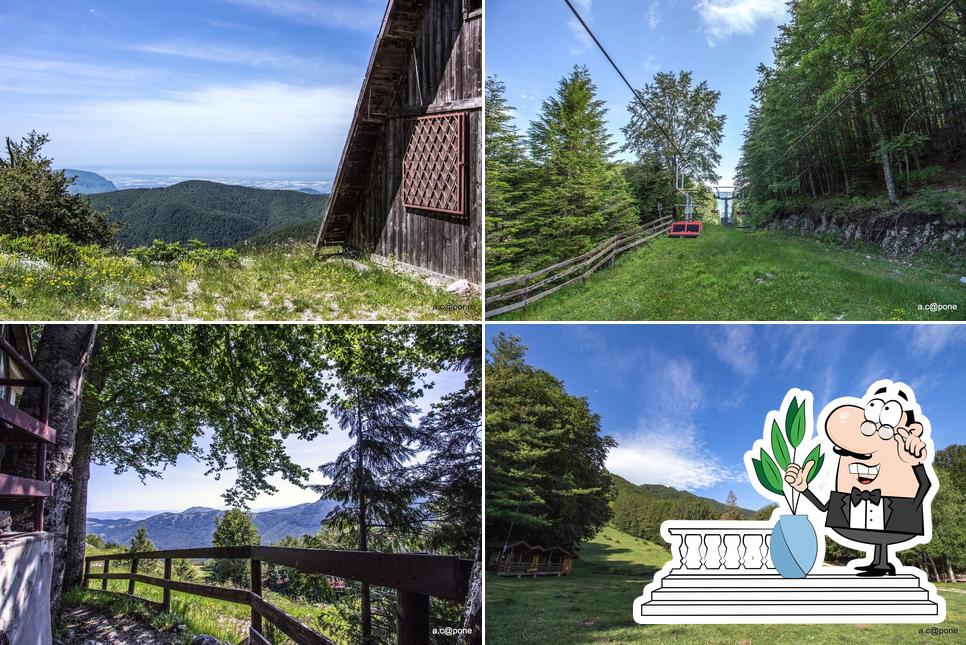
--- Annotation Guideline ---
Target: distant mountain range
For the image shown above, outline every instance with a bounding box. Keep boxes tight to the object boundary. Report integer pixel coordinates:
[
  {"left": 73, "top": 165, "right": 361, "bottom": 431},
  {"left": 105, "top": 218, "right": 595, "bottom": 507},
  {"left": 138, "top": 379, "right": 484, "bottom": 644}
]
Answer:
[
  {"left": 86, "top": 180, "right": 329, "bottom": 248},
  {"left": 87, "top": 499, "right": 338, "bottom": 549},
  {"left": 64, "top": 169, "right": 117, "bottom": 195},
  {"left": 611, "top": 473, "right": 757, "bottom": 518}
]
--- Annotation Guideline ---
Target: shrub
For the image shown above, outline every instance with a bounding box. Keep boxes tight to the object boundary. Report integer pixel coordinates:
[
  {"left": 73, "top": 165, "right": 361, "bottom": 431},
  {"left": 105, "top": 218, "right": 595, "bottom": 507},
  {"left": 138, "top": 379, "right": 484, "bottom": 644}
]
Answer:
[
  {"left": 129, "top": 239, "right": 240, "bottom": 268},
  {"left": 0, "top": 233, "right": 83, "bottom": 266},
  {"left": 898, "top": 165, "right": 944, "bottom": 189}
]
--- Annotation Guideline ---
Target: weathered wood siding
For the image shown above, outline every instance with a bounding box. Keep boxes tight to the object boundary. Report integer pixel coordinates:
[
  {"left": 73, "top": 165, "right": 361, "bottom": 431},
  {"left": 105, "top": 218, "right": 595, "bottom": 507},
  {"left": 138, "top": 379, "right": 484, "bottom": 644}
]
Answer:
[{"left": 347, "top": 0, "right": 481, "bottom": 282}]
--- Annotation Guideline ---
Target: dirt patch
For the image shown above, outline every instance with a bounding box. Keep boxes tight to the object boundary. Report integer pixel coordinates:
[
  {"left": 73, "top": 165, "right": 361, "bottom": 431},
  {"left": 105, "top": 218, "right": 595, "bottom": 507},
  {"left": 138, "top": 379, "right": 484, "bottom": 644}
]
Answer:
[{"left": 58, "top": 606, "right": 183, "bottom": 645}]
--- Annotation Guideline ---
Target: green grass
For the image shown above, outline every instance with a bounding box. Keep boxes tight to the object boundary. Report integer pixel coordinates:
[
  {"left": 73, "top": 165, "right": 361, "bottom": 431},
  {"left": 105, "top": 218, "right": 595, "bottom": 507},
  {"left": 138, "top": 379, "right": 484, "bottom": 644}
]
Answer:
[
  {"left": 494, "top": 224, "right": 965, "bottom": 321},
  {"left": 0, "top": 242, "right": 479, "bottom": 321},
  {"left": 67, "top": 547, "right": 334, "bottom": 644},
  {"left": 485, "top": 525, "right": 966, "bottom": 644}
]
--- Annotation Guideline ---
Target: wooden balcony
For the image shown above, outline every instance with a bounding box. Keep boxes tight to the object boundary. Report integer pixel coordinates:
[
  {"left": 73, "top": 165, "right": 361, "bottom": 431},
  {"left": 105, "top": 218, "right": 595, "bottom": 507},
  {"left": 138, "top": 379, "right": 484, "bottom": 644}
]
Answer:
[{"left": 634, "top": 521, "right": 945, "bottom": 624}]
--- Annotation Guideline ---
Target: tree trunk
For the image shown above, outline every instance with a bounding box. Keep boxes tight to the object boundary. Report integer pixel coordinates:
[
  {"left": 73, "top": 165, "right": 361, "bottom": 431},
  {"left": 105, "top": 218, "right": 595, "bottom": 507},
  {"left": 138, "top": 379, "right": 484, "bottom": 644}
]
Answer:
[
  {"left": 12, "top": 325, "right": 97, "bottom": 624},
  {"left": 946, "top": 559, "right": 957, "bottom": 584},
  {"left": 870, "top": 111, "right": 897, "bottom": 205},
  {"left": 457, "top": 542, "right": 482, "bottom": 645},
  {"left": 356, "top": 396, "right": 372, "bottom": 645},
  {"left": 63, "top": 330, "right": 110, "bottom": 591}
]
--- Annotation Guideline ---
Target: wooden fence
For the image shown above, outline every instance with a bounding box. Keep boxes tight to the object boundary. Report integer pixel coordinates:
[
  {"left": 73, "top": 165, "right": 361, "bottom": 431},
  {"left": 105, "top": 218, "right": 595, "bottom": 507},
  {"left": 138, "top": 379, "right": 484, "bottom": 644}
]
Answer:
[
  {"left": 85, "top": 545, "right": 474, "bottom": 645},
  {"left": 484, "top": 215, "right": 672, "bottom": 318}
]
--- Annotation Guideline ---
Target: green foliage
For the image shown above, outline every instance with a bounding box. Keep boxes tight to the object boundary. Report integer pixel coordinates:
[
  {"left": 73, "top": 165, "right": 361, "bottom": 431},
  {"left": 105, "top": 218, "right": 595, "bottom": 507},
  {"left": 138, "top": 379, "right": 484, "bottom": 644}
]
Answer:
[
  {"left": 172, "top": 559, "right": 197, "bottom": 582},
  {"left": 128, "top": 527, "right": 160, "bottom": 575},
  {"left": 88, "top": 180, "right": 327, "bottom": 248},
  {"left": 210, "top": 509, "right": 260, "bottom": 587},
  {"left": 752, "top": 396, "right": 822, "bottom": 505},
  {"left": 609, "top": 475, "right": 734, "bottom": 542},
  {"left": 786, "top": 397, "right": 806, "bottom": 448},
  {"left": 622, "top": 70, "right": 726, "bottom": 185},
  {"left": 737, "top": 0, "right": 966, "bottom": 206},
  {"left": 0, "top": 131, "right": 117, "bottom": 245},
  {"left": 0, "top": 233, "right": 89, "bottom": 266},
  {"left": 85, "top": 533, "right": 106, "bottom": 549},
  {"left": 128, "top": 239, "right": 240, "bottom": 268},
  {"left": 485, "top": 334, "right": 615, "bottom": 550},
  {"left": 485, "top": 70, "right": 639, "bottom": 280},
  {"left": 770, "top": 419, "right": 790, "bottom": 470}
]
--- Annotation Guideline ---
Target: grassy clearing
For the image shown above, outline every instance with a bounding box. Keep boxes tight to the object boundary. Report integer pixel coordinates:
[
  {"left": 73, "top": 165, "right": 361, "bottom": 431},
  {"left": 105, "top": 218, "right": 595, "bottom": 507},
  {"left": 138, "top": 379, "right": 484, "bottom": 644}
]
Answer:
[
  {"left": 495, "top": 224, "right": 965, "bottom": 321},
  {"left": 66, "top": 547, "right": 334, "bottom": 644},
  {"left": 485, "top": 525, "right": 966, "bottom": 644},
  {"left": 0, "top": 242, "right": 479, "bottom": 321}
]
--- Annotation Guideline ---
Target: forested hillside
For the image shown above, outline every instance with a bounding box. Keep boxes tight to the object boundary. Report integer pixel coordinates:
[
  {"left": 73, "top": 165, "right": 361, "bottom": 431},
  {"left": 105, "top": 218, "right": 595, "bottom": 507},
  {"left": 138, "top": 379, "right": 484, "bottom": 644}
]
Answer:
[
  {"left": 738, "top": 0, "right": 966, "bottom": 211},
  {"left": 89, "top": 180, "right": 328, "bottom": 248}
]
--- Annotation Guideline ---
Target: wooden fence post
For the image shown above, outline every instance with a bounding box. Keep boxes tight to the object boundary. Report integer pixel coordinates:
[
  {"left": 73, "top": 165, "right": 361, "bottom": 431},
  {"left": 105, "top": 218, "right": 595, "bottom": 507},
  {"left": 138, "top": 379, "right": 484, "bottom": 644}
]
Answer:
[
  {"left": 250, "top": 558, "right": 263, "bottom": 634},
  {"left": 396, "top": 590, "right": 429, "bottom": 645},
  {"left": 101, "top": 560, "right": 110, "bottom": 591},
  {"left": 83, "top": 559, "right": 91, "bottom": 589},
  {"left": 128, "top": 558, "right": 139, "bottom": 596},
  {"left": 163, "top": 558, "right": 172, "bottom": 612}
]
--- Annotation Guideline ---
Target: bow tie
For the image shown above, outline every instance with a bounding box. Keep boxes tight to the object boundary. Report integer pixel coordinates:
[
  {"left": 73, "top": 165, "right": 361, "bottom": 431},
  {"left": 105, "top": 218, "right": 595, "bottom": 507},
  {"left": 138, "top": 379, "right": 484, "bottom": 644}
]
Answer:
[{"left": 850, "top": 487, "right": 882, "bottom": 506}]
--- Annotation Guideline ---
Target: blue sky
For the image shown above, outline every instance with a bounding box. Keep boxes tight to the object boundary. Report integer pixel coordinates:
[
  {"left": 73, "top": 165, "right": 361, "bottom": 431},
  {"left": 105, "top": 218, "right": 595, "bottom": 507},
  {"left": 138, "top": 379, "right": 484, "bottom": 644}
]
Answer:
[
  {"left": 486, "top": 324, "right": 966, "bottom": 512},
  {"left": 0, "top": 0, "right": 385, "bottom": 181},
  {"left": 87, "top": 369, "right": 466, "bottom": 515},
  {"left": 487, "top": 0, "right": 790, "bottom": 186}
]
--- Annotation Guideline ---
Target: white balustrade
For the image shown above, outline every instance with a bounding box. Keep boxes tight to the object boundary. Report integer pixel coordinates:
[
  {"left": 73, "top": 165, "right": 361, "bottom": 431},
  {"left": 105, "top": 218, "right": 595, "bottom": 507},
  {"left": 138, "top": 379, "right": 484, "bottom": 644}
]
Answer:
[{"left": 664, "top": 522, "right": 775, "bottom": 573}]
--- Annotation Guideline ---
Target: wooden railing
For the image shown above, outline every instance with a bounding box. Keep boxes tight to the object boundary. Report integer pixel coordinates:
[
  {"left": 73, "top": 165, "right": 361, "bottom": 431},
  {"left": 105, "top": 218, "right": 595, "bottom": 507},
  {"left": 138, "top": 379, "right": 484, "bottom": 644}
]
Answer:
[
  {"left": 0, "top": 334, "right": 55, "bottom": 532},
  {"left": 484, "top": 215, "right": 672, "bottom": 318},
  {"left": 84, "top": 545, "right": 474, "bottom": 645}
]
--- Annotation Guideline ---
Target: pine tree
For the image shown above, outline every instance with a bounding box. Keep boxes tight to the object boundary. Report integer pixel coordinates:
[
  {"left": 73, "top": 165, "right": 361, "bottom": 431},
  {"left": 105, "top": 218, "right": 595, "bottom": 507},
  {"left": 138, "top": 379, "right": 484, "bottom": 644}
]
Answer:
[
  {"left": 210, "top": 509, "right": 260, "bottom": 587},
  {"left": 485, "top": 333, "right": 615, "bottom": 550},
  {"left": 128, "top": 526, "right": 159, "bottom": 575},
  {"left": 720, "top": 491, "right": 743, "bottom": 520},
  {"left": 526, "top": 66, "right": 639, "bottom": 265},
  {"left": 173, "top": 559, "right": 197, "bottom": 582},
  {"left": 313, "top": 326, "right": 434, "bottom": 645}
]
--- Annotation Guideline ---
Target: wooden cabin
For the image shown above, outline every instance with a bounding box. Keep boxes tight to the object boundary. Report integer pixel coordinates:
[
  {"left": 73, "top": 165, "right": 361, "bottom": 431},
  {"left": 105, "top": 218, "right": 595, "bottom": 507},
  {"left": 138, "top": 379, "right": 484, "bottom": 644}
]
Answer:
[
  {"left": 0, "top": 324, "right": 55, "bottom": 533},
  {"left": 493, "top": 541, "right": 578, "bottom": 577},
  {"left": 316, "top": 0, "right": 482, "bottom": 283}
]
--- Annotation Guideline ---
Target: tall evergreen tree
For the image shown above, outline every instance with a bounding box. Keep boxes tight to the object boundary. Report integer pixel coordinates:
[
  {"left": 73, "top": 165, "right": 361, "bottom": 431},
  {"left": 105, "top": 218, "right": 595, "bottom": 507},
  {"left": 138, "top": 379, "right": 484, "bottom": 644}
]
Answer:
[
  {"left": 312, "top": 326, "right": 434, "bottom": 645},
  {"left": 485, "top": 333, "right": 615, "bottom": 550},
  {"left": 128, "top": 526, "right": 159, "bottom": 575},
  {"left": 210, "top": 509, "right": 260, "bottom": 586}
]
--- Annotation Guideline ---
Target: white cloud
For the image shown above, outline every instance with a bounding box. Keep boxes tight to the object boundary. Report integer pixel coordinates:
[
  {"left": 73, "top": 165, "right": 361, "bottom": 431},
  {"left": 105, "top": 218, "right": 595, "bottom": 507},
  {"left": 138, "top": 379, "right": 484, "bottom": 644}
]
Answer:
[
  {"left": 647, "top": 2, "right": 661, "bottom": 30},
  {"left": 15, "top": 82, "right": 357, "bottom": 171},
  {"left": 606, "top": 356, "right": 741, "bottom": 490},
  {"left": 567, "top": 0, "right": 594, "bottom": 53},
  {"left": 708, "top": 325, "right": 758, "bottom": 377},
  {"left": 132, "top": 41, "right": 356, "bottom": 77},
  {"left": 907, "top": 326, "right": 965, "bottom": 359},
  {"left": 695, "top": 0, "right": 786, "bottom": 45},
  {"left": 222, "top": 0, "right": 383, "bottom": 30}
]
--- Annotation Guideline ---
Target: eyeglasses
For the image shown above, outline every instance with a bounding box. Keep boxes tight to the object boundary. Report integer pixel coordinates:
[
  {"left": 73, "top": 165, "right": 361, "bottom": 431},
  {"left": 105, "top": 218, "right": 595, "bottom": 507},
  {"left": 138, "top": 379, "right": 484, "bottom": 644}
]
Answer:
[{"left": 860, "top": 420, "right": 894, "bottom": 440}]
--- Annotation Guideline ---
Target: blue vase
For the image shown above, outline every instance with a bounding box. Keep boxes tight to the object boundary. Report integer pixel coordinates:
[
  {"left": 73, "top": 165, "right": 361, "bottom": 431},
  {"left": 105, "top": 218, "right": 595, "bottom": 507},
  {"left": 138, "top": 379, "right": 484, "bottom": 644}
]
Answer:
[{"left": 770, "top": 514, "right": 817, "bottom": 578}]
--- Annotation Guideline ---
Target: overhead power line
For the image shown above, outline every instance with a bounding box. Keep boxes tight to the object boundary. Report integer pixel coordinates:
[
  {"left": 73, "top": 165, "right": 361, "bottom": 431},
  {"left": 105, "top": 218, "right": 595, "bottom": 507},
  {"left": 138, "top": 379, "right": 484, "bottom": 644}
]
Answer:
[{"left": 562, "top": 0, "right": 697, "bottom": 180}]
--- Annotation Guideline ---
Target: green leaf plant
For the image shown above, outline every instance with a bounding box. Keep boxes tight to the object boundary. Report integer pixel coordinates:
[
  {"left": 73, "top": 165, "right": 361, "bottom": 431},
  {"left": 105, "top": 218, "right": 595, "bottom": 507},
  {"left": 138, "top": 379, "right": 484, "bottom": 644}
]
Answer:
[{"left": 751, "top": 395, "right": 824, "bottom": 514}]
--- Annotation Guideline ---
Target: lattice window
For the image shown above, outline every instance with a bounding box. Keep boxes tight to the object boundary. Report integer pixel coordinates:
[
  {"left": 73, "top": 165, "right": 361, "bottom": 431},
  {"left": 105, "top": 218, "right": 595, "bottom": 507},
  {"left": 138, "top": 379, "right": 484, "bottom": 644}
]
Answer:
[{"left": 402, "top": 112, "right": 465, "bottom": 216}]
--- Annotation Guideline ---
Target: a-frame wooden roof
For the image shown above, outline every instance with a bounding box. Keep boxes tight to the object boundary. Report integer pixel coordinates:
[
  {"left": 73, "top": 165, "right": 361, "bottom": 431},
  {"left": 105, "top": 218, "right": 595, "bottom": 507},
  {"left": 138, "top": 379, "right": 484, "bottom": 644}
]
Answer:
[{"left": 316, "top": 0, "right": 430, "bottom": 248}]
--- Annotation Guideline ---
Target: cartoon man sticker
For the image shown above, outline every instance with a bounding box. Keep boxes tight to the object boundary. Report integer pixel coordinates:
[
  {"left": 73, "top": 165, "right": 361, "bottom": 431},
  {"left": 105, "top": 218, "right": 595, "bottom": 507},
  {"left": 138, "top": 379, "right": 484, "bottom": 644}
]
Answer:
[{"left": 784, "top": 380, "right": 936, "bottom": 577}]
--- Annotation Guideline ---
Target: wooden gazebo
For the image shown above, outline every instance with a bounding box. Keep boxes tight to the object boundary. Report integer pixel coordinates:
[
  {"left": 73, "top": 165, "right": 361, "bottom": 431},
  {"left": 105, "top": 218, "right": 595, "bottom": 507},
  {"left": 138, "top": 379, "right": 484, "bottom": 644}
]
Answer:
[
  {"left": 316, "top": 0, "right": 482, "bottom": 283},
  {"left": 494, "top": 541, "right": 578, "bottom": 578},
  {"left": 0, "top": 325, "right": 55, "bottom": 533}
]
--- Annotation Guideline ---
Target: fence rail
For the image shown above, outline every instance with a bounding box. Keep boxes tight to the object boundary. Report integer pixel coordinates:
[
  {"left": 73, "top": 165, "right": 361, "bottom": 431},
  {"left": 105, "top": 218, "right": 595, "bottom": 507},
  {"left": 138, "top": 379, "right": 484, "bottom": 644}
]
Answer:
[
  {"left": 484, "top": 216, "right": 672, "bottom": 318},
  {"left": 85, "top": 545, "right": 474, "bottom": 645}
]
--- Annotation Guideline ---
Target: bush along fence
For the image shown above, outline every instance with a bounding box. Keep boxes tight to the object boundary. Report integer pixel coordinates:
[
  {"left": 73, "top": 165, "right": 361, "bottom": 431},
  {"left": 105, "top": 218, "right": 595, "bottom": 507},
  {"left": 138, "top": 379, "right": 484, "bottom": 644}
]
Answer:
[
  {"left": 84, "top": 545, "right": 473, "bottom": 645},
  {"left": 484, "top": 216, "right": 672, "bottom": 318}
]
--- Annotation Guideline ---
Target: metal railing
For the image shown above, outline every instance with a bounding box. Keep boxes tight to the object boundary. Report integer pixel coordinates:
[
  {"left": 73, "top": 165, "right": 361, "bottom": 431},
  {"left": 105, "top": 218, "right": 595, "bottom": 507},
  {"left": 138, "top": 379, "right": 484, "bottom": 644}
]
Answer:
[
  {"left": 84, "top": 545, "right": 474, "bottom": 645},
  {"left": 485, "top": 215, "right": 672, "bottom": 318}
]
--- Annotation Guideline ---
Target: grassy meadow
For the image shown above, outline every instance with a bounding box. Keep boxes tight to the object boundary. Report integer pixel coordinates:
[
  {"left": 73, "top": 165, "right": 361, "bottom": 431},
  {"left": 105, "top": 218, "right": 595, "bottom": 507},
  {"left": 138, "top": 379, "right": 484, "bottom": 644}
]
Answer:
[
  {"left": 485, "top": 525, "right": 965, "bottom": 644},
  {"left": 493, "top": 224, "right": 965, "bottom": 321},
  {"left": 0, "top": 242, "right": 479, "bottom": 321}
]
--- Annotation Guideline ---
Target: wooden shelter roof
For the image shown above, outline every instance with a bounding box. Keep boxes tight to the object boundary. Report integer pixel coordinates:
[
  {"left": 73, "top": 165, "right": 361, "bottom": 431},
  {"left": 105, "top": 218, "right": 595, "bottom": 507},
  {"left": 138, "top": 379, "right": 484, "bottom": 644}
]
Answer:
[
  {"left": 499, "top": 541, "right": 579, "bottom": 558},
  {"left": 317, "top": 0, "right": 430, "bottom": 247}
]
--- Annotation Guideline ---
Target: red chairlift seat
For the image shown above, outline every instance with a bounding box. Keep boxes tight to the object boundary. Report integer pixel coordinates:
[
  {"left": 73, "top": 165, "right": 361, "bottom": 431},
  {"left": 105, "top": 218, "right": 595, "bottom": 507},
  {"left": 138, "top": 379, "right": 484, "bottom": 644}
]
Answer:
[{"left": 668, "top": 221, "right": 703, "bottom": 238}]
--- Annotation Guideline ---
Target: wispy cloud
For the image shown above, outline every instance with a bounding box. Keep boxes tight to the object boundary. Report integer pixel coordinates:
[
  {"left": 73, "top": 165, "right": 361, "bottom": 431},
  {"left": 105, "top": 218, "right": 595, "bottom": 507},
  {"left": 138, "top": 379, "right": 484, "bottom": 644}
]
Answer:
[
  {"left": 131, "top": 41, "right": 357, "bottom": 77},
  {"left": 567, "top": 0, "right": 594, "bottom": 54},
  {"left": 907, "top": 325, "right": 966, "bottom": 359},
  {"left": 708, "top": 325, "right": 758, "bottom": 377},
  {"left": 221, "top": 0, "right": 383, "bottom": 30},
  {"left": 606, "top": 356, "right": 741, "bottom": 490},
  {"left": 694, "top": 0, "right": 786, "bottom": 45},
  {"left": 647, "top": 2, "right": 661, "bottom": 30}
]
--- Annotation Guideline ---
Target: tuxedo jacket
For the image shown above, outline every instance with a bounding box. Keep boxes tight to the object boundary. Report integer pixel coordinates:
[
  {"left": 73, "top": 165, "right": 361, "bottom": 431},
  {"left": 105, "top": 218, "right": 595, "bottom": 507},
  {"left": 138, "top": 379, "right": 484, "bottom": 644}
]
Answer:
[{"left": 802, "top": 464, "right": 931, "bottom": 536}]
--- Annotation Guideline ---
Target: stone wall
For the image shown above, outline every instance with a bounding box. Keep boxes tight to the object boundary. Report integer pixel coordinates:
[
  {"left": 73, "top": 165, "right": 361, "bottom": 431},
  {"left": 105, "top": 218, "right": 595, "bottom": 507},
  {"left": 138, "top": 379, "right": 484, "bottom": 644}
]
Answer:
[
  {"left": 0, "top": 532, "right": 53, "bottom": 645},
  {"left": 766, "top": 212, "right": 966, "bottom": 259}
]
